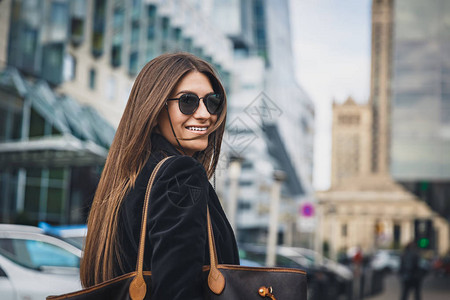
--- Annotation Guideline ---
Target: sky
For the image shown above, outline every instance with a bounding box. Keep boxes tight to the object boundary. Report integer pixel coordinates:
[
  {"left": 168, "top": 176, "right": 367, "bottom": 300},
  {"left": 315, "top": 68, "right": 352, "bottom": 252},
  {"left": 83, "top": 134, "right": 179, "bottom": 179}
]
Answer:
[{"left": 290, "top": 0, "right": 372, "bottom": 191}]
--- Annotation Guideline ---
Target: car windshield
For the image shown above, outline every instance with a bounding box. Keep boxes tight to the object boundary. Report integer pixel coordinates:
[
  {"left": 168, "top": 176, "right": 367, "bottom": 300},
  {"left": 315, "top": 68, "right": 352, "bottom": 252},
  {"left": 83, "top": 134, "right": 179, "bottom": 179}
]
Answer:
[{"left": 0, "top": 238, "right": 79, "bottom": 270}]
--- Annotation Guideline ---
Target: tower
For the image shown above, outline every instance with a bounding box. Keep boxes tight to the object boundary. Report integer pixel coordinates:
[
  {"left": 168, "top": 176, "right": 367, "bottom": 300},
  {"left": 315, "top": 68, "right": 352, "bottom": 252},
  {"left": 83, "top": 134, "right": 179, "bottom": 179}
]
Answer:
[{"left": 369, "top": 0, "right": 394, "bottom": 174}]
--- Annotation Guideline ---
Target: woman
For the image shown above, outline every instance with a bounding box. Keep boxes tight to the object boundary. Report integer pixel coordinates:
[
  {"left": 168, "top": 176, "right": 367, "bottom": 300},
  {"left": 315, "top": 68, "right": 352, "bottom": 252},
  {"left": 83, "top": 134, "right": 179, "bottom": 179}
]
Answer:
[{"left": 80, "top": 53, "right": 240, "bottom": 299}]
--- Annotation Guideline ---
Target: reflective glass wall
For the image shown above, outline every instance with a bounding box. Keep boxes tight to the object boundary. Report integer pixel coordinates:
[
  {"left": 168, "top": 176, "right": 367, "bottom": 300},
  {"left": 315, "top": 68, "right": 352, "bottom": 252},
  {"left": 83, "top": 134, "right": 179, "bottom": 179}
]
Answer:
[{"left": 391, "top": 0, "right": 450, "bottom": 180}]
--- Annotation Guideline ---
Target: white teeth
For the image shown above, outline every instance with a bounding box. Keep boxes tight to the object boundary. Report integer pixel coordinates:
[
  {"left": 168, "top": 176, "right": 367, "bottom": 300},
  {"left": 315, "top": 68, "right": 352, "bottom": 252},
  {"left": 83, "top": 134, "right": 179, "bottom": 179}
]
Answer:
[{"left": 187, "top": 126, "right": 207, "bottom": 131}]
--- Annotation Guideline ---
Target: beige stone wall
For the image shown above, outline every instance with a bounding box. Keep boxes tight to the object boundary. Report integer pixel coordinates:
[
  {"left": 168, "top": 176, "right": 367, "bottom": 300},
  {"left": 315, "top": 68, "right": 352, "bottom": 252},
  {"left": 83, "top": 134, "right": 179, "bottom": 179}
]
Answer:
[
  {"left": 317, "top": 186, "right": 449, "bottom": 258},
  {"left": 331, "top": 98, "right": 372, "bottom": 188}
]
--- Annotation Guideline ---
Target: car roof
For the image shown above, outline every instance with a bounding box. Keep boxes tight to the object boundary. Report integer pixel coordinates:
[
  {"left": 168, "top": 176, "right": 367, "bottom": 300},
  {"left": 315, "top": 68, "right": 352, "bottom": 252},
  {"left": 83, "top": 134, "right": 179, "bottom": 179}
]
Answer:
[
  {"left": 0, "top": 224, "right": 44, "bottom": 234},
  {"left": 0, "top": 224, "right": 82, "bottom": 257}
]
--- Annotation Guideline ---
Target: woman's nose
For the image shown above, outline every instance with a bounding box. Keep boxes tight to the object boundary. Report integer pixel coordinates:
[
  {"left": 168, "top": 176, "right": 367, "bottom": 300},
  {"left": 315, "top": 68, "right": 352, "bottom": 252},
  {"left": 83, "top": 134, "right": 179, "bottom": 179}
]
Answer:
[{"left": 193, "top": 99, "right": 211, "bottom": 119}]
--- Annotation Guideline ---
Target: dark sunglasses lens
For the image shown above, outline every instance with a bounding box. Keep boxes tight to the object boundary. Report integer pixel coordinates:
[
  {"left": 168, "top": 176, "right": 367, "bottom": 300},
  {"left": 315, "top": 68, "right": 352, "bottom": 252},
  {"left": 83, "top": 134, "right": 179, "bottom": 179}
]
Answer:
[
  {"left": 205, "top": 94, "right": 223, "bottom": 114},
  {"left": 179, "top": 94, "right": 199, "bottom": 114}
]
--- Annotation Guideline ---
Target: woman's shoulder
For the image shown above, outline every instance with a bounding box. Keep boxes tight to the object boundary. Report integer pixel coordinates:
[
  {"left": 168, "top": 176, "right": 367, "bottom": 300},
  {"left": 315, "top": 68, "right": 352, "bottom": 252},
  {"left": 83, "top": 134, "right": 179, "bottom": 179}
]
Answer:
[{"left": 149, "top": 156, "right": 209, "bottom": 208}]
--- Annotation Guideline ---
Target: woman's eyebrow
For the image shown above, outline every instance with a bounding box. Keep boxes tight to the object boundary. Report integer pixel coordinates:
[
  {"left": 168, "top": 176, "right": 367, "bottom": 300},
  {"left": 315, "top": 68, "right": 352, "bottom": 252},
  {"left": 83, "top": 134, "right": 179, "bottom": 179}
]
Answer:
[
  {"left": 175, "top": 90, "right": 214, "bottom": 96},
  {"left": 175, "top": 90, "right": 196, "bottom": 96}
]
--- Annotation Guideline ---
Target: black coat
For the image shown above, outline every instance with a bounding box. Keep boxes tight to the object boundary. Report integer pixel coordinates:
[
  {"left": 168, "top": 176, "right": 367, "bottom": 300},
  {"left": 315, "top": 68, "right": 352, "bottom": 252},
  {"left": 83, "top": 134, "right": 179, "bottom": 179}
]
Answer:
[{"left": 116, "top": 133, "right": 239, "bottom": 300}]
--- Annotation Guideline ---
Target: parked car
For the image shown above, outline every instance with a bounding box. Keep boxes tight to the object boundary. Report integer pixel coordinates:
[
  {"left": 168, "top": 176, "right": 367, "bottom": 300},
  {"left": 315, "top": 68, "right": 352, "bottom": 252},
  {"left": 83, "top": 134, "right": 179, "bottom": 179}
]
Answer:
[
  {"left": 370, "top": 249, "right": 401, "bottom": 273},
  {"left": 0, "top": 224, "right": 82, "bottom": 300},
  {"left": 38, "top": 222, "right": 87, "bottom": 250},
  {"left": 279, "top": 246, "right": 353, "bottom": 300}
]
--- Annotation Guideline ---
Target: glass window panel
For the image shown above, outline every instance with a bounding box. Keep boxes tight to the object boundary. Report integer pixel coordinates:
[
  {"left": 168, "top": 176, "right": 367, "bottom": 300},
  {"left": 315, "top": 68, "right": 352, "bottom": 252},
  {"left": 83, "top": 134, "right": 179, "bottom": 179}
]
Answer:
[
  {"left": 47, "top": 187, "right": 63, "bottom": 215},
  {"left": 51, "top": 125, "right": 60, "bottom": 136},
  {"left": 49, "top": 168, "right": 64, "bottom": 180},
  {"left": 29, "top": 108, "right": 45, "bottom": 138},
  {"left": 27, "top": 168, "right": 41, "bottom": 178},
  {"left": 111, "top": 45, "right": 121, "bottom": 67},
  {"left": 161, "top": 17, "right": 169, "bottom": 39},
  {"left": 26, "top": 240, "right": 79, "bottom": 268},
  {"left": 50, "top": 2, "right": 68, "bottom": 40},
  {"left": 24, "top": 185, "right": 40, "bottom": 213},
  {"left": 147, "top": 25, "right": 155, "bottom": 40},
  {"left": 131, "top": 22, "right": 140, "bottom": 44},
  {"left": 0, "top": 109, "right": 6, "bottom": 141},
  {"left": 89, "top": 68, "right": 96, "bottom": 90},
  {"left": 92, "top": 0, "right": 106, "bottom": 57},
  {"left": 147, "top": 5, "right": 156, "bottom": 19},
  {"left": 129, "top": 52, "right": 138, "bottom": 76}
]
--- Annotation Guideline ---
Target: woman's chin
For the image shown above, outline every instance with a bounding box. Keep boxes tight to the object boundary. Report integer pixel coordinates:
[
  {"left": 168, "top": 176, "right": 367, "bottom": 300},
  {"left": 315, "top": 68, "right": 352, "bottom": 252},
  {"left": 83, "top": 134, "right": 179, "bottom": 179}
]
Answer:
[{"left": 182, "top": 142, "right": 208, "bottom": 156}]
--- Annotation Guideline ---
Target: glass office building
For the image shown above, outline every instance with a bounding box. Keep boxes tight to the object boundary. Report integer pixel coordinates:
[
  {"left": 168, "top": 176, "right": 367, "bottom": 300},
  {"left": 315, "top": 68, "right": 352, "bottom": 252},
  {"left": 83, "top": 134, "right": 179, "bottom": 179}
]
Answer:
[{"left": 391, "top": 0, "right": 450, "bottom": 181}]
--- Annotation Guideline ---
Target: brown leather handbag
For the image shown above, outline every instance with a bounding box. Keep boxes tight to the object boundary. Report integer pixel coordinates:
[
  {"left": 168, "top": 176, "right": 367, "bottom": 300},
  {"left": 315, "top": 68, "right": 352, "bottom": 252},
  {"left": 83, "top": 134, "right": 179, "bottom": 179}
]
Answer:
[{"left": 47, "top": 157, "right": 307, "bottom": 300}]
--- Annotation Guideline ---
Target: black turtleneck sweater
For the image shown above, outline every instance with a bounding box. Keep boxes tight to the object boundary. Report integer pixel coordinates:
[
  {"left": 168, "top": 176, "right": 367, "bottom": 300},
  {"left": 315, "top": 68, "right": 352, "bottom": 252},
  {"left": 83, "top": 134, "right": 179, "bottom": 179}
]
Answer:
[{"left": 116, "top": 133, "right": 239, "bottom": 300}]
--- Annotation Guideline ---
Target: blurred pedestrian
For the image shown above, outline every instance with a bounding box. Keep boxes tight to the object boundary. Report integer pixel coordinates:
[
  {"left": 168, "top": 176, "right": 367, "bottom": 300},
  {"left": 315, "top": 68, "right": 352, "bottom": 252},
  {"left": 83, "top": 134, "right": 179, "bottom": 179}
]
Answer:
[
  {"left": 80, "top": 53, "right": 239, "bottom": 299},
  {"left": 352, "top": 245, "right": 364, "bottom": 299},
  {"left": 399, "top": 241, "right": 424, "bottom": 300}
]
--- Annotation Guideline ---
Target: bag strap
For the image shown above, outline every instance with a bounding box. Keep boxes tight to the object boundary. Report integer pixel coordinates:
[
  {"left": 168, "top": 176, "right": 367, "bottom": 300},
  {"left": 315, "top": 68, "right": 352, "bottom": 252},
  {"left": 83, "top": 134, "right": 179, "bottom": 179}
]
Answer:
[
  {"left": 129, "top": 156, "right": 172, "bottom": 300},
  {"left": 207, "top": 207, "right": 226, "bottom": 294},
  {"left": 129, "top": 155, "right": 226, "bottom": 298}
]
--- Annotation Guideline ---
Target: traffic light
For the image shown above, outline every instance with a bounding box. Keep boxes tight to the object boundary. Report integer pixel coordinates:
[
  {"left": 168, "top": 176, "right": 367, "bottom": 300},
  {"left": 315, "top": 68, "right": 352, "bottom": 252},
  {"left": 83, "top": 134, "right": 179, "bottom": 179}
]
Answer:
[{"left": 414, "top": 219, "right": 433, "bottom": 250}]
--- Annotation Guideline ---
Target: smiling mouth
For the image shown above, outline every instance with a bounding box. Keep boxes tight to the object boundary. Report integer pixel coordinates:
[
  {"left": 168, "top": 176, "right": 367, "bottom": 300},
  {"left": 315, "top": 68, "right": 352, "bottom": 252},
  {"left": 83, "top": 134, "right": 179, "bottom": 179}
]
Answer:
[{"left": 186, "top": 126, "right": 208, "bottom": 133}]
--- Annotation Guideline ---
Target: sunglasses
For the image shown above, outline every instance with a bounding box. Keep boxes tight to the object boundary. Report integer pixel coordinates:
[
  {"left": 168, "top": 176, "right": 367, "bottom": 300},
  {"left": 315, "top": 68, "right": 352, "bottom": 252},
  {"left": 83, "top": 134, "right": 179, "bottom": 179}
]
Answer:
[{"left": 166, "top": 93, "right": 224, "bottom": 115}]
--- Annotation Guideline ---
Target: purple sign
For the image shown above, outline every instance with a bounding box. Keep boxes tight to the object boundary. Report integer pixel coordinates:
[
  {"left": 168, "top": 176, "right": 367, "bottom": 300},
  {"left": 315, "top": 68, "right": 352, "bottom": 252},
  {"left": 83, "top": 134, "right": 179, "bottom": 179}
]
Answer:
[{"left": 300, "top": 203, "right": 314, "bottom": 217}]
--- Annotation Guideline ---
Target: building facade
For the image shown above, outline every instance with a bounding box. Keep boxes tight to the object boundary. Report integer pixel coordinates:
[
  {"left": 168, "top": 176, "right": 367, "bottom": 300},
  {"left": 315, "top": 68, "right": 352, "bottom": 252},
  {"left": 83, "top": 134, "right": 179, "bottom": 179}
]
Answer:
[
  {"left": 211, "top": 0, "right": 315, "bottom": 246},
  {"left": 390, "top": 0, "right": 450, "bottom": 220},
  {"left": 1, "top": 0, "right": 236, "bottom": 225},
  {"left": 0, "top": 67, "right": 115, "bottom": 225},
  {"left": 6, "top": 0, "right": 234, "bottom": 126},
  {"left": 331, "top": 97, "right": 372, "bottom": 188}
]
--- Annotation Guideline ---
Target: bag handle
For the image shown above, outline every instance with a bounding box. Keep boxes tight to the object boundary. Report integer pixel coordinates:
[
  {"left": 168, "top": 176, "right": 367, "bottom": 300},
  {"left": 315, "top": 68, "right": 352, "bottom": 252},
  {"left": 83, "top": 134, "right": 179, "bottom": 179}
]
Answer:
[
  {"left": 129, "top": 156, "right": 226, "bottom": 298},
  {"left": 129, "top": 156, "right": 172, "bottom": 300},
  {"left": 207, "top": 207, "right": 226, "bottom": 294}
]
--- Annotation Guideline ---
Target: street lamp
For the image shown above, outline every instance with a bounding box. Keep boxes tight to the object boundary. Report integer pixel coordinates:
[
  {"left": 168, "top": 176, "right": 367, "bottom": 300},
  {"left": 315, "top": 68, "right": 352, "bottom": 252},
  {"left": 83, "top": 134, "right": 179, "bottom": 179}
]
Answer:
[{"left": 266, "top": 170, "right": 286, "bottom": 267}]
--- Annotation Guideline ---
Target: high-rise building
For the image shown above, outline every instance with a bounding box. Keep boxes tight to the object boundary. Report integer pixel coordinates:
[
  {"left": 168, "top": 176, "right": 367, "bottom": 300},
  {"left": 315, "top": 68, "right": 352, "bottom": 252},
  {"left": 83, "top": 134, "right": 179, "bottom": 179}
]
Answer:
[
  {"left": 390, "top": 0, "right": 450, "bottom": 218},
  {"left": 6, "top": 0, "right": 234, "bottom": 126},
  {"left": 211, "top": 0, "right": 315, "bottom": 245},
  {"left": 0, "top": 0, "right": 236, "bottom": 225},
  {"left": 369, "top": 0, "right": 394, "bottom": 175}
]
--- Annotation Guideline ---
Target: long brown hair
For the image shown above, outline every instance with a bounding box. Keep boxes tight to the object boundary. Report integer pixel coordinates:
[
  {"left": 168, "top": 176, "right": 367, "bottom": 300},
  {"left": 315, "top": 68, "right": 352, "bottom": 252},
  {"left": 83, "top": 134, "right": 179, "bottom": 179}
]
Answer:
[{"left": 80, "top": 52, "right": 227, "bottom": 287}]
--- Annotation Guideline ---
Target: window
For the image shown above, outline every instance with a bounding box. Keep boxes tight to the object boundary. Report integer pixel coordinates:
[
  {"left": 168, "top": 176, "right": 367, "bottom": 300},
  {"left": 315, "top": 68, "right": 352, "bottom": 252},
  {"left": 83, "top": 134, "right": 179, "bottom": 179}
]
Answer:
[
  {"left": 162, "top": 17, "right": 170, "bottom": 39},
  {"left": 89, "top": 68, "right": 96, "bottom": 90},
  {"left": 29, "top": 109, "right": 45, "bottom": 138},
  {"left": 131, "top": 22, "right": 140, "bottom": 45},
  {"left": 92, "top": 0, "right": 106, "bottom": 57},
  {"left": 106, "top": 76, "right": 116, "bottom": 101},
  {"left": 0, "top": 239, "right": 79, "bottom": 269},
  {"left": 111, "top": 45, "right": 122, "bottom": 67},
  {"left": 342, "top": 224, "right": 347, "bottom": 237},
  {"left": 24, "top": 167, "right": 67, "bottom": 222},
  {"left": 0, "top": 92, "right": 23, "bottom": 142},
  {"left": 129, "top": 52, "right": 138, "bottom": 76},
  {"left": 49, "top": 2, "right": 69, "bottom": 41},
  {"left": 111, "top": 6, "right": 124, "bottom": 67},
  {"left": 63, "top": 54, "right": 76, "bottom": 81},
  {"left": 70, "top": 0, "right": 87, "bottom": 46}
]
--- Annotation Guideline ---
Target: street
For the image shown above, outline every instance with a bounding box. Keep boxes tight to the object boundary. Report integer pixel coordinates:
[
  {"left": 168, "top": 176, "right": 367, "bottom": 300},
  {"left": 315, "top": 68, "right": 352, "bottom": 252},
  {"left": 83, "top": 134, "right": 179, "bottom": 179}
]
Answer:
[{"left": 367, "top": 274, "right": 450, "bottom": 300}]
